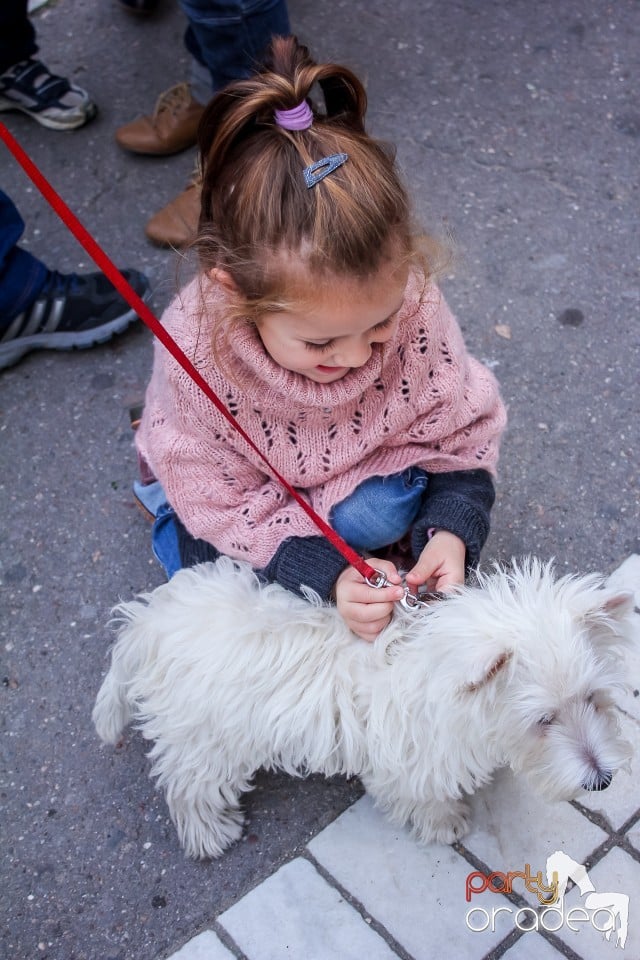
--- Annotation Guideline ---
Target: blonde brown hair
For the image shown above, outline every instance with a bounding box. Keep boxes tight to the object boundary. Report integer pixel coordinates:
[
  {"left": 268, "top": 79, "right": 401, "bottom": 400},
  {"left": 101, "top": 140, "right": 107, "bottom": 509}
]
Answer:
[{"left": 196, "top": 36, "right": 440, "bottom": 327}]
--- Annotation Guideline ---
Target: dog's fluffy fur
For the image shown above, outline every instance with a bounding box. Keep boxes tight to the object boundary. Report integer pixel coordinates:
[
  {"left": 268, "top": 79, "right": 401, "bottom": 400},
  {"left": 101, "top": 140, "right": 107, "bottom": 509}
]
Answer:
[{"left": 93, "top": 558, "right": 634, "bottom": 859}]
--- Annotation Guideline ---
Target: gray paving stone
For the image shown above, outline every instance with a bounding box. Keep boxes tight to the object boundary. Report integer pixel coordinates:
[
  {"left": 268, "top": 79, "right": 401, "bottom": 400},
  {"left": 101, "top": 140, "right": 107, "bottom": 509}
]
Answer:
[
  {"left": 550, "top": 847, "right": 639, "bottom": 959},
  {"left": 218, "top": 857, "right": 400, "bottom": 960},
  {"left": 308, "top": 795, "right": 506, "bottom": 958},
  {"left": 165, "top": 930, "right": 236, "bottom": 960}
]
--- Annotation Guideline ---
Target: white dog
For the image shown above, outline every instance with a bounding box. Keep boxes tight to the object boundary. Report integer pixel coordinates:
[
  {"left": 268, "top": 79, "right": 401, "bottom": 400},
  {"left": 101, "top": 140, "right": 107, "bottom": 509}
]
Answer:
[{"left": 93, "top": 557, "right": 634, "bottom": 859}]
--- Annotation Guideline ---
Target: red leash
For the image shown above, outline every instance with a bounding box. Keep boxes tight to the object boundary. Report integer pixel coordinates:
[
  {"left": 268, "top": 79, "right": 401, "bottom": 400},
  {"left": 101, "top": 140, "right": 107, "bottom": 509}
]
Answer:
[{"left": 0, "top": 121, "right": 385, "bottom": 585}]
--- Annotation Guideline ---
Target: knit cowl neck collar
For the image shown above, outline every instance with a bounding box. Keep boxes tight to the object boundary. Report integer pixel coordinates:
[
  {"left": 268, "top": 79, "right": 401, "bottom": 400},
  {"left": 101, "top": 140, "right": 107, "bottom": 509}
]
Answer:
[{"left": 213, "top": 273, "right": 423, "bottom": 412}]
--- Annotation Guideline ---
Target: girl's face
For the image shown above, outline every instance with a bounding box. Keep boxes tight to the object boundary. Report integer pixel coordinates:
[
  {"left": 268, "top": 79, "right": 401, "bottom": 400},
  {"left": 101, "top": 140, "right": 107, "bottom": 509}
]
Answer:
[{"left": 255, "top": 258, "right": 409, "bottom": 383}]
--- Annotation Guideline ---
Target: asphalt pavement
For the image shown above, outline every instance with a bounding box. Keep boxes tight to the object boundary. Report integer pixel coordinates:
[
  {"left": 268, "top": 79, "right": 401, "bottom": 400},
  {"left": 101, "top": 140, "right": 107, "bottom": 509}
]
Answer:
[{"left": 1, "top": 1, "right": 639, "bottom": 958}]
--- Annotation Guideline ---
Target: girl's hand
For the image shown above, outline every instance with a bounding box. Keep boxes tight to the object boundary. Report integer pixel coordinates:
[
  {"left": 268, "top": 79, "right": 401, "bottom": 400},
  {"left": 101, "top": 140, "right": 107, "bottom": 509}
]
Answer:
[
  {"left": 335, "top": 559, "right": 404, "bottom": 641},
  {"left": 405, "top": 530, "right": 466, "bottom": 594}
]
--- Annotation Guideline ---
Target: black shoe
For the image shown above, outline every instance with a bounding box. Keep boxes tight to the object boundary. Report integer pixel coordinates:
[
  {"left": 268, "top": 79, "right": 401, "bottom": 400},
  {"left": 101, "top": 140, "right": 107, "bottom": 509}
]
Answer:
[
  {"left": 0, "top": 269, "right": 150, "bottom": 369},
  {"left": 0, "top": 58, "right": 97, "bottom": 130}
]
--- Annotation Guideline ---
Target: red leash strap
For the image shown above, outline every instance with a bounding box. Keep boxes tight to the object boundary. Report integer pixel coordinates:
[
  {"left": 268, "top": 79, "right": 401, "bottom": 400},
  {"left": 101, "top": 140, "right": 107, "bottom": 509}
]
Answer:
[{"left": 0, "top": 121, "right": 384, "bottom": 585}]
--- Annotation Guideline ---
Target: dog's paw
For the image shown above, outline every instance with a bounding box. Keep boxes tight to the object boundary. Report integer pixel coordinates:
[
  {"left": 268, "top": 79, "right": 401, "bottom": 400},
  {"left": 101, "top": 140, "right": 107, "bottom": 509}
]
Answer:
[
  {"left": 185, "top": 819, "right": 245, "bottom": 859},
  {"left": 176, "top": 806, "right": 245, "bottom": 860},
  {"left": 433, "top": 810, "right": 472, "bottom": 844},
  {"left": 412, "top": 798, "right": 472, "bottom": 845}
]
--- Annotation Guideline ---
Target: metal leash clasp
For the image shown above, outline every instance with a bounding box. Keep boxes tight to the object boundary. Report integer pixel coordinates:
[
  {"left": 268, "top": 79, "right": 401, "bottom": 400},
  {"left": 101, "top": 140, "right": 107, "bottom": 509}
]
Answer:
[
  {"left": 365, "top": 569, "right": 390, "bottom": 589},
  {"left": 399, "top": 585, "right": 431, "bottom": 612},
  {"left": 400, "top": 584, "right": 448, "bottom": 612},
  {"left": 365, "top": 569, "right": 446, "bottom": 613}
]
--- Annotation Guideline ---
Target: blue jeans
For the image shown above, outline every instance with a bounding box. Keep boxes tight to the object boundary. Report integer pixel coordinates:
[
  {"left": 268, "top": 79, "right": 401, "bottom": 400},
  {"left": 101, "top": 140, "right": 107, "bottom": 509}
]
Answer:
[
  {"left": 134, "top": 480, "right": 182, "bottom": 579},
  {"left": 330, "top": 468, "right": 429, "bottom": 553},
  {"left": 136, "top": 468, "right": 429, "bottom": 579},
  {"left": 179, "top": 0, "right": 290, "bottom": 92},
  {"left": 0, "top": 190, "right": 48, "bottom": 330}
]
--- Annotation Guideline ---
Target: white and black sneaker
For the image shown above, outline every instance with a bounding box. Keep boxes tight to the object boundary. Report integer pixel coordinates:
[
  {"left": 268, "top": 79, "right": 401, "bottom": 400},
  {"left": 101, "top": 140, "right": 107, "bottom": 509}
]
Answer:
[
  {"left": 0, "top": 58, "right": 97, "bottom": 130},
  {"left": 0, "top": 269, "right": 150, "bottom": 369}
]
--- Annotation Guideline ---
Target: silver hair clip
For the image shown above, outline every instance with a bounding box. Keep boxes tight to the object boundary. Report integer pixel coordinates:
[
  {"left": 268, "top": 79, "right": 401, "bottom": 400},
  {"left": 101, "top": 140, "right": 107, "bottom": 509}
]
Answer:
[{"left": 303, "top": 153, "right": 348, "bottom": 189}]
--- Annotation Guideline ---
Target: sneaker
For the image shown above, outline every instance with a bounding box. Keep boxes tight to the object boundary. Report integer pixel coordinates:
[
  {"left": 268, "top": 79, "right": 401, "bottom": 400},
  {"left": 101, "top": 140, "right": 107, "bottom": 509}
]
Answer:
[
  {"left": 0, "top": 269, "right": 150, "bottom": 369},
  {"left": 115, "top": 83, "right": 204, "bottom": 156},
  {"left": 144, "top": 176, "right": 201, "bottom": 247},
  {"left": 0, "top": 58, "right": 97, "bottom": 130}
]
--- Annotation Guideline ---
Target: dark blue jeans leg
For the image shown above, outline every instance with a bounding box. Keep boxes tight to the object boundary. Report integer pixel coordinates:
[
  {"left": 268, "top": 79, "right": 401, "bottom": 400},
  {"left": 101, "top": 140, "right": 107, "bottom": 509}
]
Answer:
[
  {"left": 0, "top": 0, "right": 38, "bottom": 75},
  {"left": 179, "top": 0, "right": 290, "bottom": 92},
  {"left": 151, "top": 504, "right": 183, "bottom": 579},
  {"left": 0, "top": 190, "right": 48, "bottom": 331},
  {"left": 133, "top": 479, "right": 184, "bottom": 579}
]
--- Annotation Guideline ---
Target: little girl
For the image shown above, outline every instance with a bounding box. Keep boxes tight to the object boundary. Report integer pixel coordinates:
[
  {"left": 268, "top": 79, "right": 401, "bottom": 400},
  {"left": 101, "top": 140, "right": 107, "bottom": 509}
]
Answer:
[{"left": 135, "top": 36, "right": 507, "bottom": 640}]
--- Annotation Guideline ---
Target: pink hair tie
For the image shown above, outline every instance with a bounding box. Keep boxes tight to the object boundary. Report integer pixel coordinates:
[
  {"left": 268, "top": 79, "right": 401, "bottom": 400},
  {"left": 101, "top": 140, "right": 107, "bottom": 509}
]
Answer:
[{"left": 274, "top": 100, "right": 313, "bottom": 131}]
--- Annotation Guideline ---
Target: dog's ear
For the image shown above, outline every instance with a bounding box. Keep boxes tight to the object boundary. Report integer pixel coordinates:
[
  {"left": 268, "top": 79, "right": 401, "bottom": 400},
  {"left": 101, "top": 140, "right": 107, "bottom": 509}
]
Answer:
[
  {"left": 459, "top": 648, "right": 513, "bottom": 694},
  {"left": 581, "top": 590, "right": 635, "bottom": 650},
  {"left": 582, "top": 590, "right": 635, "bottom": 625},
  {"left": 600, "top": 591, "right": 635, "bottom": 619}
]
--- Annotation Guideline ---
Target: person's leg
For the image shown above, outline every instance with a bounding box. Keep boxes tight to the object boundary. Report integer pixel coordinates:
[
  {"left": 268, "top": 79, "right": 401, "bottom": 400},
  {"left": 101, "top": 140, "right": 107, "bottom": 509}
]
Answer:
[
  {"left": 330, "top": 469, "right": 429, "bottom": 554},
  {"left": 0, "top": 0, "right": 37, "bottom": 75},
  {"left": 0, "top": 189, "right": 48, "bottom": 326},
  {"left": 180, "top": 0, "right": 290, "bottom": 91},
  {"left": 0, "top": 192, "right": 150, "bottom": 369},
  {"left": 133, "top": 478, "right": 219, "bottom": 578},
  {"left": 0, "top": 0, "right": 96, "bottom": 130},
  {"left": 116, "top": 0, "right": 289, "bottom": 162},
  {"left": 117, "top": 0, "right": 290, "bottom": 244},
  {"left": 151, "top": 505, "right": 184, "bottom": 579}
]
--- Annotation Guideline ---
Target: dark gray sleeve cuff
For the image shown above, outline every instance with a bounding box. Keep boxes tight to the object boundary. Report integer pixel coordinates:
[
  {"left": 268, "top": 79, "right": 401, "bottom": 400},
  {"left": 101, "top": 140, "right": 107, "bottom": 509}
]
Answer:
[
  {"left": 176, "top": 515, "right": 222, "bottom": 567},
  {"left": 411, "top": 469, "right": 496, "bottom": 568},
  {"left": 259, "top": 535, "right": 350, "bottom": 601},
  {"left": 176, "top": 513, "right": 348, "bottom": 602}
]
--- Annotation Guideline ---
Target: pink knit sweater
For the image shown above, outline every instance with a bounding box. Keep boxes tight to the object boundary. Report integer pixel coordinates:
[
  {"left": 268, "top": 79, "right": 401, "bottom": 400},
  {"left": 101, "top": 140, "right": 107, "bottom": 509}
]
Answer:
[{"left": 136, "top": 271, "right": 506, "bottom": 566}]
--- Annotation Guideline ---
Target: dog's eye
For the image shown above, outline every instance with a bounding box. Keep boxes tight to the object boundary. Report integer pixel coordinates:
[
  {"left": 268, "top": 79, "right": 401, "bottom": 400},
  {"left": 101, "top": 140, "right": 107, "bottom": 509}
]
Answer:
[{"left": 538, "top": 713, "right": 556, "bottom": 727}]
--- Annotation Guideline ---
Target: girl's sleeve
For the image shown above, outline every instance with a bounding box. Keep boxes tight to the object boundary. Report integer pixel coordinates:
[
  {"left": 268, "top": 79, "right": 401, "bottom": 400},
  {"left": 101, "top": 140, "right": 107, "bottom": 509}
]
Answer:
[
  {"left": 174, "top": 517, "right": 350, "bottom": 601},
  {"left": 259, "top": 535, "right": 349, "bottom": 599},
  {"left": 410, "top": 468, "right": 496, "bottom": 568}
]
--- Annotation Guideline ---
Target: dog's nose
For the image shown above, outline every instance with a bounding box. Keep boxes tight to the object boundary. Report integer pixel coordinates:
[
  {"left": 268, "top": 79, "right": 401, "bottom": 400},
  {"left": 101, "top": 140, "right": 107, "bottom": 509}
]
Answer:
[{"left": 584, "top": 770, "right": 613, "bottom": 791}]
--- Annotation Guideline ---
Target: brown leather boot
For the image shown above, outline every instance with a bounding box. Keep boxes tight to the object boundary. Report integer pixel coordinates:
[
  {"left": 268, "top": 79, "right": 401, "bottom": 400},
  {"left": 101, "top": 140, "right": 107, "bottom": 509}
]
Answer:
[
  {"left": 145, "top": 177, "right": 202, "bottom": 248},
  {"left": 115, "top": 83, "right": 204, "bottom": 156}
]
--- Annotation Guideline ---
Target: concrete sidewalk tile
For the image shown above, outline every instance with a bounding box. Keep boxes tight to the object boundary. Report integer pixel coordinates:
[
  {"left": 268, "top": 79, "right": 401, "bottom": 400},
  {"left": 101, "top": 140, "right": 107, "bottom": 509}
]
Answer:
[
  {"left": 577, "top": 710, "right": 640, "bottom": 829},
  {"left": 308, "top": 795, "right": 506, "bottom": 958},
  {"left": 464, "top": 768, "right": 607, "bottom": 907},
  {"left": 499, "top": 933, "right": 568, "bottom": 958},
  {"left": 551, "top": 847, "right": 639, "bottom": 958},
  {"left": 218, "top": 856, "right": 400, "bottom": 960},
  {"left": 164, "top": 930, "right": 236, "bottom": 960},
  {"left": 627, "top": 822, "right": 640, "bottom": 852}
]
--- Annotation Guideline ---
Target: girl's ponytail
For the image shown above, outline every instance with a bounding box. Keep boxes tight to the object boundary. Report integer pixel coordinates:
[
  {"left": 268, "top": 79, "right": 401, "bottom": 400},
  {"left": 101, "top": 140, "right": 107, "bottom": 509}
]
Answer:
[
  {"left": 197, "top": 36, "right": 367, "bottom": 220},
  {"left": 194, "top": 36, "right": 434, "bottom": 313}
]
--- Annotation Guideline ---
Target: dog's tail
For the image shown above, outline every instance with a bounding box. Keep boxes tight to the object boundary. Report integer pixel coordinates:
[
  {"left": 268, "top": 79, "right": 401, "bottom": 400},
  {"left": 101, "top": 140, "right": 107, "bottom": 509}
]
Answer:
[
  {"left": 92, "top": 657, "right": 132, "bottom": 745},
  {"left": 92, "top": 598, "right": 150, "bottom": 745},
  {"left": 92, "top": 678, "right": 128, "bottom": 745}
]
